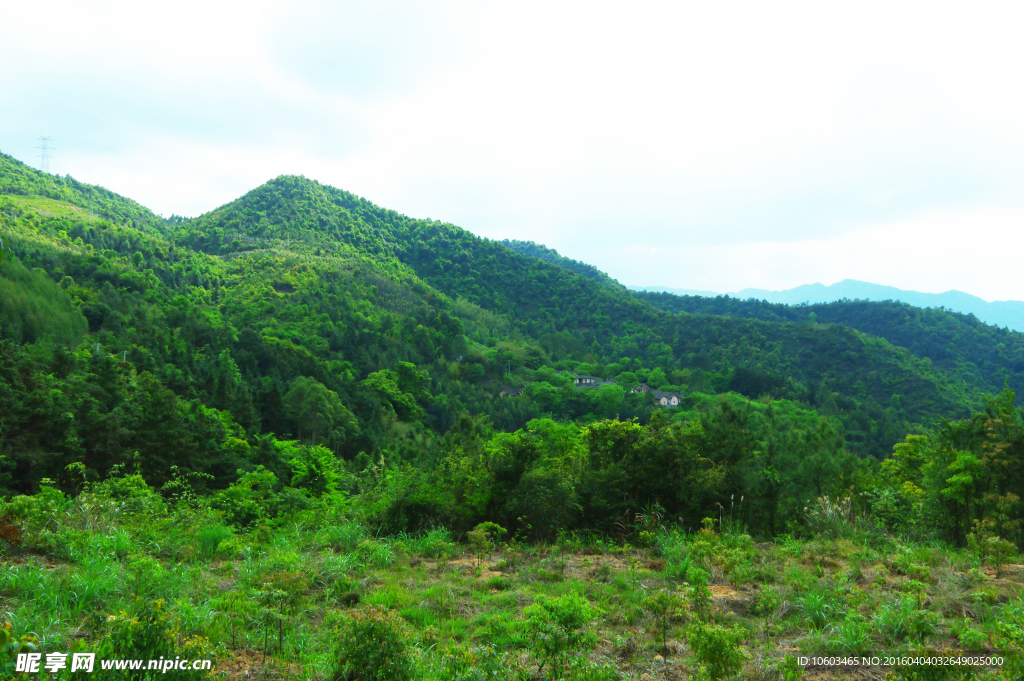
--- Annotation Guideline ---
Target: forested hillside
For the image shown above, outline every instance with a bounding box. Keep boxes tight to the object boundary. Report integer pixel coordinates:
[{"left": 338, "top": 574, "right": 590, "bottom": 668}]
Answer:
[
  {"left": 633, "top": 291, "right": 1024, "bottom": 401},
  {"left": 0, "top": 150, "right": 1016, "bottom": 535},
  {"left": 7, "top": 151, "right": 1024, "bottom": 680},
  {"left": 500, "top": 239, "right": 625, "bottom": 290}
]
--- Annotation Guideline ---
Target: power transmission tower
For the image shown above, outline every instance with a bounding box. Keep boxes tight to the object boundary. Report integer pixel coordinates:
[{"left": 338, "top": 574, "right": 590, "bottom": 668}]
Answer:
[{"left": 35, "top": 136, "right": 55, "bottom": 174}]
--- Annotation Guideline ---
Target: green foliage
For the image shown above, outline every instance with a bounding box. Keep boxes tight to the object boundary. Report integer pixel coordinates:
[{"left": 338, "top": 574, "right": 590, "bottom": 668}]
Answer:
[
  {"left": 8, "top": 150, "right": 1024, "bottom": 680},
  {"left": 774, "top": 654, "right": 804, "bottom": 681},
  {"left": 333, "top": 606, "right": 415, "bottom": 681},
  {"left": 0, "top": 620, "right": 39, "bottom": 678},
  {"left": 685, "top": 567, "right": 713, "bottom": 621},
  {"left": 562, "top": 658, "right": 621, "bottom": 681},
  {"left": 500, "top": 239, "right": 624, "bottom": 291},
  {"left": 634, "top": 290, "right": 1024, "bottom": 416},
  {"left": 467, "top": 522, "right": 507, "bottom": 564},
  {"left": 795, "top": 591, "right": 838, "bottom": 629},
  {"left": 872, "top": 596, "right": 938, "bottom": 644},
  {"left": 824, "top": 615, "right": 872, "bottom": 655},
  {"left": 211, "top": 466, "right": 279, "bottom": 528},
  {"left": 284, "top": 377, "right": 356, "bottom": 447},
  {"left": 0, "top": 255, "right": 87, "bottom": 345},
  {"left": 196, "top": 524, "right": 233, "bottom": 559},
  {"left": 425, "top": 642, "right": 527, "bottom": 681},
  {"left": 643, "top": 587, "right": 689, "bottom": 654},
  {"left": 804, "top": 496, "right": 865, "bottom": 539},
  {"left": 74, "top": 599, "right": 213, "bottom": 680},
  {"left": 524, "top": 593, "right": 599, "bottom": 678},
  {"left": 685, "top": 622, "right": 747, "bottom": 680}
]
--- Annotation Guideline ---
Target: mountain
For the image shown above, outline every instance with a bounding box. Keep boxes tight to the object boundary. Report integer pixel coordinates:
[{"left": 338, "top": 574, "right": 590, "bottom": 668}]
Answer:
[
  {"left": 631, "top": 280, "right": 1024, "bottom": 332},
  {"left": 632, "top": 290, "right": 1024, "bottom": 401},
  {"left": 1, "top": 149, "right": 1020, "bottom": 498},
  {"left": 499, "top": 239, "right": 625, "bottom": 291}
]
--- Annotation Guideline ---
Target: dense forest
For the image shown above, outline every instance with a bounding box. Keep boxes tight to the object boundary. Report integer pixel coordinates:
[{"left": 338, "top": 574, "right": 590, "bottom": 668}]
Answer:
[
  {"left": 4, "top": 152, "right": 1024, "bottom": 679},
  {"left": 1, "top": 149, "right": 1021, "bottom": 537}
]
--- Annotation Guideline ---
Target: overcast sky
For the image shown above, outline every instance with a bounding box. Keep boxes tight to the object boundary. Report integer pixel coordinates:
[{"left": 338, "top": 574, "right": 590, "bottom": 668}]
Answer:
[{"left": 4, "top": 0, "right": 1024, "bottom": 300}]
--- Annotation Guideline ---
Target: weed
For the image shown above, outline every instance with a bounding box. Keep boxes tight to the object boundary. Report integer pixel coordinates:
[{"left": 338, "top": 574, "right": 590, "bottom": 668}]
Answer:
[
  {"left": 485, "top": 575, "right": 510, "bottom": 591},
  {"left": 872, "top": 596, "right": 938, "bottom": 645},
  {"left": 804, "top": 496, "right": 866, "bottom": 539},
  {"left": 593, "top": 563, "right": 613, "bottom": 583},
  {"left": 774, "top": 653, "right": 804, "bottom": 681},
  {"left": 825, "top": 615, "right": 872, "bottom": 655},
  {"left": 949, "top": 618, "right": 989, "bottom": 650},
  {"left": 196, "top": 524, "right": 232, "bottom": 560},
  {"left": 564, "top": 657, "right": 621, "bottom": 681},
  {"left": 795, "top": 592, "right": 836, "bottom": 629},
  {"left": 425, "top": 641, "right": 527, "bottom": 681},
  {"left": 613, "top": 633, "right": 642, "bottom": 663},
  {"left": 666, "top": 554, "right": 694, "bottom": 581}
]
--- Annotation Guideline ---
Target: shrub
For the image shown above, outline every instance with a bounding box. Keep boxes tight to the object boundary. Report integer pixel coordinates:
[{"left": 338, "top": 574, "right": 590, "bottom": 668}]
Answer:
[
  {"left": 524, "top": 593, "right": 599, "bottom": 678},
  {"left": 753, "top": 585, "right": 783, "bottom": 618},
  {"left": 0, "top": 621, "right": 39, "bottom": 678},
  {"left": 467, "top": 522, "right": 507, "bottom": 566},
  {"left": 949, "top": 619, "right": 988, "bottom": 650},
  {"left": 686, "top": 622, "right": 747, "bottom": 680},
  {"left": 70, "top": 599, "right": 212, "bottom": 680},
  {"left": 774, "top": 653, "right": 803, "bottom": 681},
  {"left": 333, "top": 606, "right": 414, "bottom": 681},
  {"left": 643, "top": 588, "right": 690, "bottom": 654},
  {"left": 690, "top": 519, "right": 722, "bottom": 569},
  {"left": 685, "top": 567, "right": 713, "bottom": 621}
]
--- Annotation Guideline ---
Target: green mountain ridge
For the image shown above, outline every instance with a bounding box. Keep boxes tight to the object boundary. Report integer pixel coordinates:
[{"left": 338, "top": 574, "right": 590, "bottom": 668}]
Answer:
[
  {"left": 8, "top": 156, "right": 1024, "bottom": 679},
  {"left": 0, "top": 153, "right": 1010, "bottom": 500},
  {"left": 632, "top": 280, "right": 1024, "bottom": 332},
  {"left": 631, "top": 290, "right": 1024, "bottom": 402}
]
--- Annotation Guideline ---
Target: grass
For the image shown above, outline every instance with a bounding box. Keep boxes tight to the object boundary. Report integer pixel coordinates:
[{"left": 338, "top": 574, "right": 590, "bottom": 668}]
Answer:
[{"left": 0, "top": 494, "right": 1021, "bottom": 680}]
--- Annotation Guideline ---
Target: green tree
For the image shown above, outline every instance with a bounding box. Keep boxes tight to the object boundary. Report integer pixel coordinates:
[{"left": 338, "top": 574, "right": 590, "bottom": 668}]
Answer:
[{"left": 283, "top": 376, "right": 355, "bottom": 446}]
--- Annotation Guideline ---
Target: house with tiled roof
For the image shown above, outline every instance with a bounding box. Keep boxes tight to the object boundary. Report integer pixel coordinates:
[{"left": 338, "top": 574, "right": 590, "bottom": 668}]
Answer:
[{"left": 652, "top": 390, "right": 682, "bottom": 407}]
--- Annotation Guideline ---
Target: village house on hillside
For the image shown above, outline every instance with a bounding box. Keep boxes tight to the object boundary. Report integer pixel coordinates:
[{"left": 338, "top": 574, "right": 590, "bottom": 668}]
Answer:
[
  {"left": 499, "top": 386, "right": 523, "bottom": 397},
  {"left": 555, "top": 370, "right": 608, "bottom": 389},
  {"left": 652, "top": 390, "right": 682, "bottom": 407},
  {"left": 632, "top": 383, "right": 650, "bottom": 394}
]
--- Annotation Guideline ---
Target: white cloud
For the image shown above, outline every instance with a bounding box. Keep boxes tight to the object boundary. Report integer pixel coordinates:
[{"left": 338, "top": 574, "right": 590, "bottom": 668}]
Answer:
[{"left": 3, "top": 0, "right": 1024, "bottom": 298}]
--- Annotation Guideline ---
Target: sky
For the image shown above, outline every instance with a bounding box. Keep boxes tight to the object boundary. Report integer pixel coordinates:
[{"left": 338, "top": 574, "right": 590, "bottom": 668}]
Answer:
[{"left": 4, "top": 0, "right": 1024, "bottom": 300}]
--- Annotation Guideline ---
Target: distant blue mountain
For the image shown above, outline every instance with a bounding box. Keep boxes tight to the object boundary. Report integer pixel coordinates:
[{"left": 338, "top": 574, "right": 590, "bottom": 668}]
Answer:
[{"left": 630, "top": 280, "right": 1024, "bottom": 332}]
